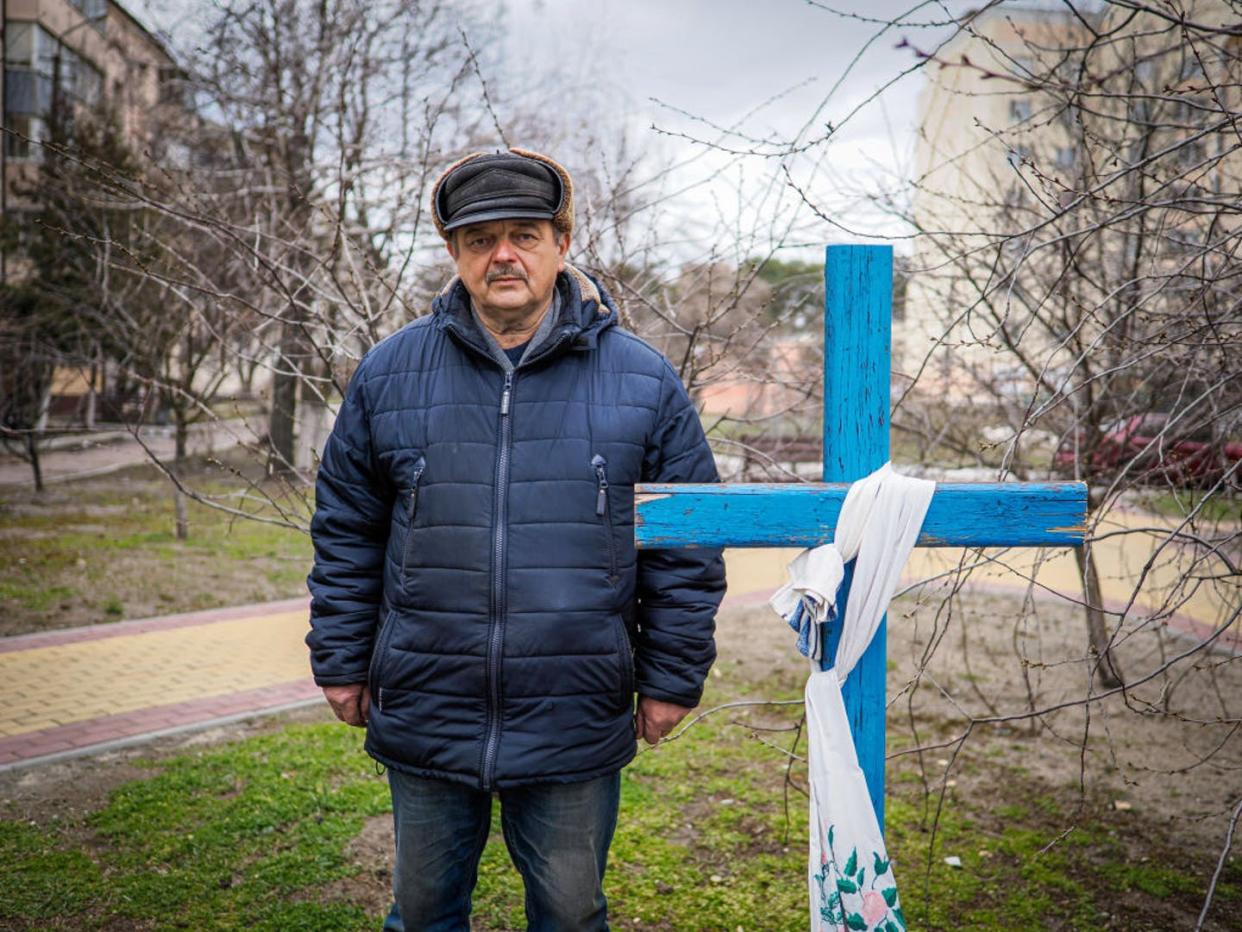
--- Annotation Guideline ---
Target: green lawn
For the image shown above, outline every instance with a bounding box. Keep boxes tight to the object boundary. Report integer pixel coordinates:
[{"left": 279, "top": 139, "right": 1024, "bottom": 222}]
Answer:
[
  {"left": 1139, "top": 489, "right": 1242, "bottom": 524},
  {"left": 2, "top": 455, "right": 1238, "bottom": 929},
  {"left": 3, "top": 675, "right": 1236, "bottom": 930}
]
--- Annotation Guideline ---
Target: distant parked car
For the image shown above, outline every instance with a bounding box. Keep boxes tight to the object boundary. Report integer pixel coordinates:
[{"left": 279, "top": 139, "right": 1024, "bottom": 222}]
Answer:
[{"left": 1054, "top": 413, "right": 1242, "bottom": 486}]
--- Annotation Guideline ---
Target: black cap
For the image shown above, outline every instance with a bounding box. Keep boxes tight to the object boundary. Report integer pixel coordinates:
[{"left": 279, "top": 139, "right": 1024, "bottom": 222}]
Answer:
[{"left": 436, "top": 152, "right": 564, "bottom": 232}]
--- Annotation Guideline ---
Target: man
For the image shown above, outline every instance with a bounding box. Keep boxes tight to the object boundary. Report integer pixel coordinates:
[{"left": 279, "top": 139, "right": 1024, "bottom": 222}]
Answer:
[{"left": 306, "top": 148, "right": 726, "bottom": 931}]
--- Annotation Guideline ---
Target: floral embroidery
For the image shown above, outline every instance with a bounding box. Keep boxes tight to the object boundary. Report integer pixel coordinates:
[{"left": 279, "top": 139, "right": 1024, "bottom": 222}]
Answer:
[{"left": 811, "top": 822, "right": 906, "bottom": 931}]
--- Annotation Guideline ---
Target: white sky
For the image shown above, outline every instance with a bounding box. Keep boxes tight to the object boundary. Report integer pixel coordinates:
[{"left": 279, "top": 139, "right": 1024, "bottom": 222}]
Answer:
[
  {"left": 508, "top": 0, "right": 925, "bottom": 136},
  {"left": 131, "top": 0, "right": 971, "bottom": 252},
  {"left": 490, "top": 0, "right": 971, "bottom": 250}
]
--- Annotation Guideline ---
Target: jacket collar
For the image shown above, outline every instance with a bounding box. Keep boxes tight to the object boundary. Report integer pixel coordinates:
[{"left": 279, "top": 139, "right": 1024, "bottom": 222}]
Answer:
[{"left": 433, "top": 263, "right": 618, "bottom": 365}]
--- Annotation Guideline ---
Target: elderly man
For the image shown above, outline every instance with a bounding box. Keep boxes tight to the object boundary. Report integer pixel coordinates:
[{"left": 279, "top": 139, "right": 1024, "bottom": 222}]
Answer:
[{"left": 306, "top": 148, "right": 726, "bottom": 931}]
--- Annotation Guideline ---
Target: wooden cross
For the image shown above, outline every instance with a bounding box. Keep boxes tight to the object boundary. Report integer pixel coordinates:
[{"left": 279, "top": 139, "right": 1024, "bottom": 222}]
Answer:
[{"left": 634, "top": 244, "right": 1087, "bottom": 825}]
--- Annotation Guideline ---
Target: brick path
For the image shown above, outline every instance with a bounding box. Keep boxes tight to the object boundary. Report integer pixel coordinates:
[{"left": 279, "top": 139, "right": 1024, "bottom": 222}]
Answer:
[
  {"left": 0, "top": 537, "right": 1233, "bottom": 771},
  {"left": 0, "top": 598, "right": 319, "bottom": 769},
  {"left": 0, "top": 541, "right": 795, "bottom": 771}
]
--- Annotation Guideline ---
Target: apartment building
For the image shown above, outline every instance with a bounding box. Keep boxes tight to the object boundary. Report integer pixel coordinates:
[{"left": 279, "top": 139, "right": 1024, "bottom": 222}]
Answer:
[
  {"left": 1, "top": 0, "right": 177, "bottom": 282},
  {"left": 901, "top": 0, "right": 1240, "bottom": 401}
]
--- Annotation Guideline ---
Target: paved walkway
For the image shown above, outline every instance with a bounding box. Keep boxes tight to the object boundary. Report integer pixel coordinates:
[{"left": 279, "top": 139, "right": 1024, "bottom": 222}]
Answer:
[
  {"left": 0, "top": 418, "right": 260, "bottom": 488},
  {"left": 1, "top": 536, "right": 1236, "bottom": 771},
  {"left": 0, "top": 553, "right": 790, "bottom": 771},
  {"left": 0, "top": 599, "right": 320, "bottom": 769}
]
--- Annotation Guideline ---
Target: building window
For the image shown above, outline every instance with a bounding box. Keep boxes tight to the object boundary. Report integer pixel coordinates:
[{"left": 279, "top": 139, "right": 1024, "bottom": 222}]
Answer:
[
  {"left": 35, "top": 24, "right": 61, "bottom": 78},
  {"left": 68, "top": 0, "right": 108, "bottom": 30},
  {"left": 158, "top": 66, "right": 191, "bottom": 108},
  {"left": 1009, "top": 54, "right": 1034, "bottom": 79},
  {"left": 77, "top": 59, "right": 103, "bottom": 106},
  {"left": 5, "top": 20, "right": 33, "bottom": 63},
  {"left": 1178, "top": 138, "right": 1207, "bottom": 167},
  {"left": 1009, "top": 99, "right": 1033, "bottom": 123},
  {"left": 1054, "top": 147, "right": 1076, "bottom": 170},
  {"left": 4, "top": 114, "right": 48, "bottom": 160},
  {"left": 5, "top": 67, "right": 53, "bottom": 115},
  {"left": 1134, "top": 59, "right": 1157, "bottom": 88},
  {"left": 4, "top": 20, "right": 104, "bottom": 115}
]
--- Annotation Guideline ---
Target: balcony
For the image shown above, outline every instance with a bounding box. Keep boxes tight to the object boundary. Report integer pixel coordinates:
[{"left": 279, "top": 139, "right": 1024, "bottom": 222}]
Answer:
[{"left": 5, "top": 68, "right": 54, "bottom": 116}]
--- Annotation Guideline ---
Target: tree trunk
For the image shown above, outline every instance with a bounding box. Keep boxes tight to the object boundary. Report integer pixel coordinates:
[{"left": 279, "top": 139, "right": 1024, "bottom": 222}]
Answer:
[
  {"left": 295, "top": 393, "right": 329, "bottom": 472},
  {"left": 29, "top": 378, "right": 51, "bottom": 492},
  {"left": 26, "top": 432, "right": 44, "bottom": 493},
  {"left": 174, "top": 406, "right": 189, "bottom": 464},
  {"left": 1074, "top": 542, "right": 1125, "bottom": 689},
  {"left": 171, "top": 388, "right": 189, "bottom": 538},
  {"left": 174, "top": 487, "right": 189, "bottom": 540},
  {"left": 85, "top": 362, "right": 97, "bottom": 429},
  {"left": 268, "top": 322, "right": 301, "bottom": 475}
]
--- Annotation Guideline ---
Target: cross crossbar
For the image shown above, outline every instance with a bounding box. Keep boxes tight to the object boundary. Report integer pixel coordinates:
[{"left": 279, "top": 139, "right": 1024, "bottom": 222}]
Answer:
[
  {"left": 629, "top": 244, "right": 1088, "bottom": 827},
  {"left": 634, "top": 481, "right": 1087, "bottom": 549}
]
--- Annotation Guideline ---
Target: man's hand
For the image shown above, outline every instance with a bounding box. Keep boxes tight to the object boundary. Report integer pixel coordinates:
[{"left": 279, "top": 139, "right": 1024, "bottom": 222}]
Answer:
[
  {"left": 634, "top": 696, "right": 694, "bottom": 746},
  {"left": 323, "top": 684, "right": 370, "bottom": 727}
]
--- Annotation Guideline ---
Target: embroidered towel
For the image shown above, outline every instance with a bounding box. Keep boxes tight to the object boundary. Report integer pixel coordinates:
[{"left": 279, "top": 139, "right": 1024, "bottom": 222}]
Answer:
[{"left": 774, "top": 463, "right": 934, "bottom": 931}]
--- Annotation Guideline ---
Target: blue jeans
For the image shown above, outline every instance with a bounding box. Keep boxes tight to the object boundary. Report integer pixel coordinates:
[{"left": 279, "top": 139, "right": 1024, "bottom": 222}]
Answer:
[{"left": 383, "top": 769, "right": 620, "bottom": 932}]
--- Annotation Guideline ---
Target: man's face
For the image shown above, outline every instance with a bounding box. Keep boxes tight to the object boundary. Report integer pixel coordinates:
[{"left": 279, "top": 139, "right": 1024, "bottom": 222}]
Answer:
[{"left": 446, "top": 219, "right": 569, "bottom": 318}]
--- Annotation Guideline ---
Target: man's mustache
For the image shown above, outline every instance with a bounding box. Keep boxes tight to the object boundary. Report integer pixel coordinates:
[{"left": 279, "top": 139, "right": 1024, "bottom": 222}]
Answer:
[{"left": 487, "top": 265, "right": 528, "bottom": 283}]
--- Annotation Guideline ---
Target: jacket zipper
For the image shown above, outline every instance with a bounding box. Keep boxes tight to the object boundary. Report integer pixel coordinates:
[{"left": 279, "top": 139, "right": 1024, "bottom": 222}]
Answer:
[
  {"left": 481, "top": 370, "right": 514, "bottom": 790},
  {"left": 398, "top": 457, "right": 426, "bottom": 578},
  {"left": 614, "top": 616, "right": 634, "bottom": 704},
  {"left": 591, "top": 454, "right": 618, "bottom": 583},
  {"left": 369, "top": 607, "right": 395, "bottom": 711}
]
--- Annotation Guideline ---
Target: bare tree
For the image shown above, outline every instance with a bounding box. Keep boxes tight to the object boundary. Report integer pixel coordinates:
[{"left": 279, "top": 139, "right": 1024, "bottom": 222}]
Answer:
[
  {"left": 0, "top": 97, "right": 155, "bottom": 490},
  {"left": 641, "top": 0, "right": 1240, "bottom": 918}
]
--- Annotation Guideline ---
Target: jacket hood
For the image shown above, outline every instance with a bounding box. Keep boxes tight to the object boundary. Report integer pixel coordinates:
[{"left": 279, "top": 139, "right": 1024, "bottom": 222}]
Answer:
[{"left": 432, "top": 263, "right": 620, "bottom": 359}]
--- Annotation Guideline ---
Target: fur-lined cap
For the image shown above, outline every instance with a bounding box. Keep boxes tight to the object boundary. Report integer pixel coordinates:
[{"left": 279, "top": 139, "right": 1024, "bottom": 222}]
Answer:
[{"left": 431, "top": 147, "right": 574, "bottom": 240}]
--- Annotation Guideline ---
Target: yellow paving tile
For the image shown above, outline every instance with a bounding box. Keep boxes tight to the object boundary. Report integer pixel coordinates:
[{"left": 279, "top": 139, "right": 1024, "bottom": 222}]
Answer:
[
  {"left": 1, "top": 513, "right": 1231, "bottom": 748},
  {"left": 19, "top": 719, "right": 62, "bottom": 731},
  {"left": 0, "top": 610, "right": 312, "bottom": 737},
  {"left": 902, "top": 509, "right": 1239, "bottom": 628},
  {"left": 724, "top": 508, "right": 1238, "bottom": 630},
  {"left": 724, "top": 547, "right": 800, "bottom": 596}
]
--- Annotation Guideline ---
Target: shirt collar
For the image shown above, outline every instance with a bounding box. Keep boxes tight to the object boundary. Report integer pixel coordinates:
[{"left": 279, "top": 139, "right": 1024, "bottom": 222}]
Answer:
[{"left": 469, "top": 287, "right": 562, "bottom": 372}]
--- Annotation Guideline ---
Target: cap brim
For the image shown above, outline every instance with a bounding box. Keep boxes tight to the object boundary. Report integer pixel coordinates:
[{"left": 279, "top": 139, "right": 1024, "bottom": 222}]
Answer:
[{"left": 442, "top": 208, "right": 557, "bottom": 232}]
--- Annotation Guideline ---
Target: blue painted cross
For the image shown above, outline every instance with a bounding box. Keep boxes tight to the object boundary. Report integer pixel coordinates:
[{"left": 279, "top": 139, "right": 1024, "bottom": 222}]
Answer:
[{"left": 634, "top": 244, "right": 1087, "bottom": 825}]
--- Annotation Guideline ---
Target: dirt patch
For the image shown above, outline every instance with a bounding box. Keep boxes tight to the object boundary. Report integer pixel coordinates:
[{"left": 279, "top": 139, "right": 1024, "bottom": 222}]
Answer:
[
  {"left": 713, "top": 591, "right": 1242, "bottom": 854},
  {"left": 291, "top": 813, "right": 397, "bottom": 916},
  {"left": 894, "top": 588, "right": 1241, "bottom": 852}
]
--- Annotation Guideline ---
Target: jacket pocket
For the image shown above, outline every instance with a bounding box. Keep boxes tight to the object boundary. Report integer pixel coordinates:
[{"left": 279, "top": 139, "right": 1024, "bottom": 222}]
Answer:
[
  {"left": 398, "top": 456, "right": 427, "bottom": 578},
  {"left": 368, "top": 607, "right": 398, "bottom": 709},
  {"left": 591, "top": 454, "right": 618, "bottom": 585},
  {"left": 612, "top": 614, "right": 635, "bottom": 707}
]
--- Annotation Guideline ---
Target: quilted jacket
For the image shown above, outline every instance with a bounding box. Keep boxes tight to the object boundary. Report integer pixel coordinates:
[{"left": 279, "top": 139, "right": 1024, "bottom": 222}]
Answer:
[{"left": 306, "top": 267, "right": 726, "bottom": 789}]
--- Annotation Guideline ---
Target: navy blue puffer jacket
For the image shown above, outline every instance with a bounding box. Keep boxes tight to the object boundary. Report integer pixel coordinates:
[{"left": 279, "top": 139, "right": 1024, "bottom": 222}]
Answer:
[{"left": 307, "top": 267, "right": 726, "bottom": 789}]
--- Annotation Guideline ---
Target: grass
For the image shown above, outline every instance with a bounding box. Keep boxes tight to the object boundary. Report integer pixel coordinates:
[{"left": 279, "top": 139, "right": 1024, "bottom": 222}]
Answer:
[
  {"left": 0, "top": 453, "right": 313, "bottom": 634},
  {"left": 1139, "top": 489, "right": 1241, "bottom": 524},
  {"left": 2, "top": 449, "right": 1238, "bottom": 928},
  {"left": 2, "top": 675, "right": 1238, "bottom": 931}
]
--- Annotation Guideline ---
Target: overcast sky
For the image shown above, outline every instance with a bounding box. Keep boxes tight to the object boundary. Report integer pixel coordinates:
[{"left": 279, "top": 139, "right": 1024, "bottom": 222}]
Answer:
[
  {"left": 132, "top": 0, "right": 969, "bottom": 248},
  {"left": 489, "top": 0, "right": 970, "bottom": 246},
  {"left": 505, "top": 0, "right": 933, "bottom": 138}
]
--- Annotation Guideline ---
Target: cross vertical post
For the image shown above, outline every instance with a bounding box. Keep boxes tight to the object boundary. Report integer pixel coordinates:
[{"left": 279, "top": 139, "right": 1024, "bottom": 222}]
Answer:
[
  {"left": 633, "top": 245, "right": 1086, "bottom": 835},
  {"left": 821, "top": 244, "right": 893, "bottom": 827}
]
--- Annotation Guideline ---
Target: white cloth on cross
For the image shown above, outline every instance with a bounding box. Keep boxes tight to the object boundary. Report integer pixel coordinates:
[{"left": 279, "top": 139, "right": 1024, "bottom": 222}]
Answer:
[
  {"left": 770, "top": 546, "right": 844, "bottom": 661},
  {"left": 769, "top": 462, "right": 935, "bottom": 932}
]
